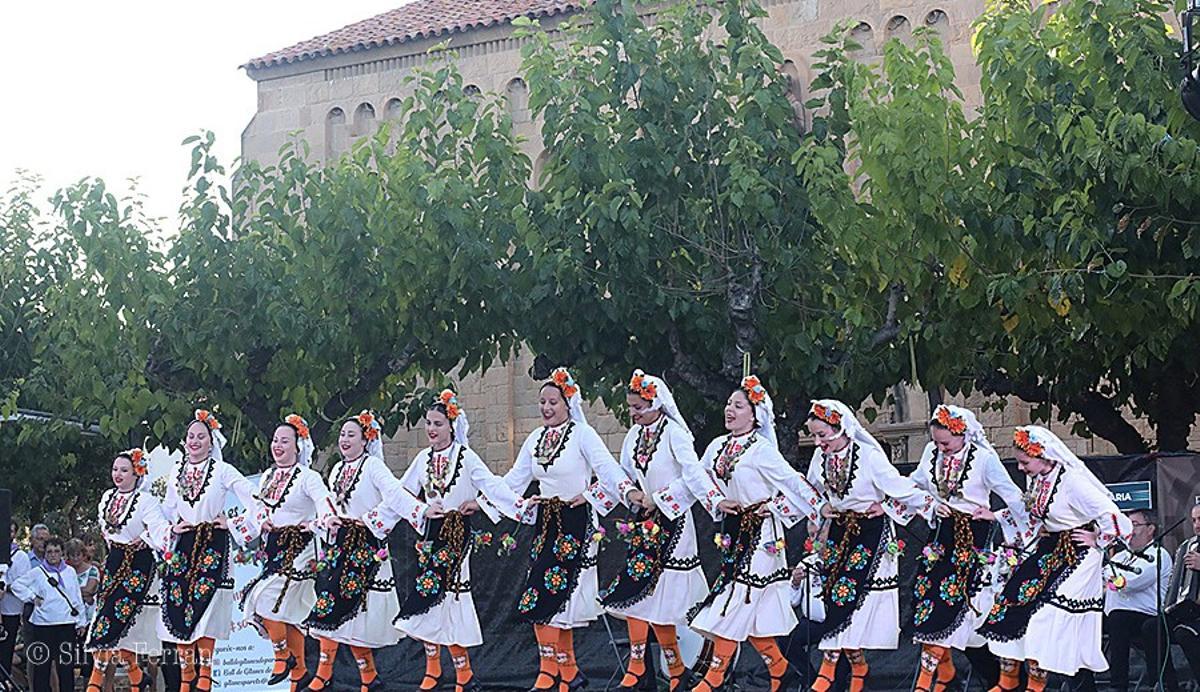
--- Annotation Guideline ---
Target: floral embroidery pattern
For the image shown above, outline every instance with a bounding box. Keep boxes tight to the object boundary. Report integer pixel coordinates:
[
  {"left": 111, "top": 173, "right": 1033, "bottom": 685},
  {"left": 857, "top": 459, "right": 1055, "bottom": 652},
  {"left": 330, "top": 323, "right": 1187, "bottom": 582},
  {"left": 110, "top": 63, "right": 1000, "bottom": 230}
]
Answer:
[
  {"left": 544, "top": 566, "right": 569, "bottom": 593},
  {"left": 518, "top": 588, "right": 539, "bottom": 613},
  {"left": 830, "top": 576, "right": 857, "bottom": 607},
  {"left": 914, "top": 598, "right": 934, "bottom": 625}
]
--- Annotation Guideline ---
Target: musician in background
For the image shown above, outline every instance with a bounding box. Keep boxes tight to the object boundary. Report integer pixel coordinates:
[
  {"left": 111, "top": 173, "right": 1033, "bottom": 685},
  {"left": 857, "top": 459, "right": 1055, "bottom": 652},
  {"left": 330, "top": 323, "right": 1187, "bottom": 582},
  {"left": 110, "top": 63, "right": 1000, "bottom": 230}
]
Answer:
[
  {"left": 1147, "top": 504, "right": 1200, "bottom": 688},
  {"left": 1101, "top": 509, "right": 1175, "bottom": 692}
]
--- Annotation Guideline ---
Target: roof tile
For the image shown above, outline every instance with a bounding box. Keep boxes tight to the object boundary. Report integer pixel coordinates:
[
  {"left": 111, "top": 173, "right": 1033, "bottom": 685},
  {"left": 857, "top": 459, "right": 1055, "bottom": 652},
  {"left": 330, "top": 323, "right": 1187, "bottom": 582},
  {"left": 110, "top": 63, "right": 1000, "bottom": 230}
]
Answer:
[{"left": 244, "top": 0, "right": 582, "bottom": 69}]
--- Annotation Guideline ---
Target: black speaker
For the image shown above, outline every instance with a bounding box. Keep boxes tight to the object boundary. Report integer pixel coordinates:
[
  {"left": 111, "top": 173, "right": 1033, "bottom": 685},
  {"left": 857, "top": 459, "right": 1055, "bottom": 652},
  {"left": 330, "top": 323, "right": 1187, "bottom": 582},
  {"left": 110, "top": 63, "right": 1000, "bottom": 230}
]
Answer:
[{"left": 0, "top": 489, "right": 10, "bottom": 565}]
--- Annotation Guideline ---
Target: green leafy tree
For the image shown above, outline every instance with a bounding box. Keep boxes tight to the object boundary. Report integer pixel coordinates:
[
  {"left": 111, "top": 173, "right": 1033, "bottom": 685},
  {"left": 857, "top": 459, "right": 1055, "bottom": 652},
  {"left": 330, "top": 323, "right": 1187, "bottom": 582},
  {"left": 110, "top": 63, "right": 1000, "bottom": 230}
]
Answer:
[
  {"left": 798, "top": 0, "right": 1200, "bottom": 452},
  {"left": 20, "top": 61, "right": 531, "bottom": 469},
  {"left": 516, "top": 0, "right": 906, "bottom": 449}
]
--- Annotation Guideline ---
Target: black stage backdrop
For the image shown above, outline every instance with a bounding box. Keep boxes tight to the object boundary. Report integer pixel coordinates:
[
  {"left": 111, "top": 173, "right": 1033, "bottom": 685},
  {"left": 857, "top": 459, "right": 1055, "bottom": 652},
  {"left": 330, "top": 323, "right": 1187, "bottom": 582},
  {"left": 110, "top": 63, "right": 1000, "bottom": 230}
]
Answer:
[{"left": 311, "top": 453, "right": 1200, "bottom": 691}]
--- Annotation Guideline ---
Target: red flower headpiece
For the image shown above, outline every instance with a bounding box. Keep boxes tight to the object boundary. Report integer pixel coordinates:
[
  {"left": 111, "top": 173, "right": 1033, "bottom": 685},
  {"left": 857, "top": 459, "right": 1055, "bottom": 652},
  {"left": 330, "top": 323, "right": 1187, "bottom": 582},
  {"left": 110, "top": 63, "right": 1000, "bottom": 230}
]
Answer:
[
  {"left": 809, "top": 402, "right": 842, "bottom": 428},
  {"left": 549, "top": 367, "right": 579, "bottom": 400},
  {"left": 932, "top": 405, "right": 968, "bottom": 436},
  {"left": 285, "top": 414, "right": 311, "bottom": 440},
  {"left": 122, "top": 448, "right": 148, "bottom": 477},
  {"left": 629, "top": 370, "right": 658, "bottom": 402},
  {"left": 356, "top": 410, "right": 381, "bottom": 441},
  {"left": 194, "top": 409, "right": 221, "bottom": 431},
  {"left": 1013, "top": 428, "right": 1044, "bottom": 458},
  {"left": 741, "top": 375, "right": 766, "bottom": 405},
  {"left": 438, "top": 389, "right": 461, "bottom": 420}
]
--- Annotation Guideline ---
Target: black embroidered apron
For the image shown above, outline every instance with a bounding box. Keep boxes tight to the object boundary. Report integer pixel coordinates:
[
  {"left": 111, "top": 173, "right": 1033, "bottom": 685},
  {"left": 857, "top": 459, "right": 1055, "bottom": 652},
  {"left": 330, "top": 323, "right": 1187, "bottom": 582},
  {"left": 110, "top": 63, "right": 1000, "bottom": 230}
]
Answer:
[
  {"left": 304, "top": 522, "right": 385, "bottom": 631},
  {"left": 912, "top": 512, "right": 992, "bottom": 640},
  {"left": 395, "top": 512, "right": 473, "bottom": 621},
  {"left": 516, "top": 499, "right": 591, "bottom": 624},
  {"left": 237, "top": 525, "right": 314, "bottom": 616},
  {"left": 161, "top": 524, "right": 231, "bottom": 641},
  {"left": 600, "top": 508, "right": 684, "bottom": 610},
  {"left": 978, "top": 529, "right": 1088, "bottom": 642},
  {"left": 87, "top": 542, "right": 157, "bottom": 649},
  {"left": 819, "top": 512, "right": 890, "bottom": 637}
]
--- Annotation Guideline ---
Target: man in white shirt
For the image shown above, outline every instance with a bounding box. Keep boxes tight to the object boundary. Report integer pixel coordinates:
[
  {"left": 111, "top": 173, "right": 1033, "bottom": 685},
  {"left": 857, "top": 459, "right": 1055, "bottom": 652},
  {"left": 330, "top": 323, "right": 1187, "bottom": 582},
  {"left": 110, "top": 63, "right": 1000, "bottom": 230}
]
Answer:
[
  {"left": 1101, "top": 509, "right": 1174, "bottom": 692},
  {"left": 8, "top": 536, "right": 87, "bottom": 692},
  {"left": 1, "top": 522, "right": 33, "bottom": 682}
]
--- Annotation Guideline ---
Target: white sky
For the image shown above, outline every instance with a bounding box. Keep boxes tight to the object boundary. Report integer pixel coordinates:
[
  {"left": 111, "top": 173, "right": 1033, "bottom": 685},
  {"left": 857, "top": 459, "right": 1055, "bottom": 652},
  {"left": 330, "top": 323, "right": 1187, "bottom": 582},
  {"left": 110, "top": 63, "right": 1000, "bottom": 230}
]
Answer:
[{"left": 0, "top": 1, "right": 403, "bottom": 229}]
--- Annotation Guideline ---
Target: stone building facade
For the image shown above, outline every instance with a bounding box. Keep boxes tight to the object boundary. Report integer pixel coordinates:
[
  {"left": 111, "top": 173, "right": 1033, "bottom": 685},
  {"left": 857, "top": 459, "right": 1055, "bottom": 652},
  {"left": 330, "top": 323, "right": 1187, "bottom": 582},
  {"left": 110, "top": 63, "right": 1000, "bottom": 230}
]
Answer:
[{"left": 241, "top": 0, "right": 1197, "bottom": 472}]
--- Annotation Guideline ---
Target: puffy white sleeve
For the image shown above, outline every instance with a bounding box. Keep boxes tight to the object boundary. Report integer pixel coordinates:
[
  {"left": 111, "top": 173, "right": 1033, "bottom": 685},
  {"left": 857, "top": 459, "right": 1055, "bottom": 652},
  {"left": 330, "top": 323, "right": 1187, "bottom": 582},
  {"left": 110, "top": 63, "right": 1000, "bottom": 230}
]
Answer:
[
  {"left": 651, "top": 425, "right": 715, "bottom": 521},
  {"left": 579, "top": 425, "right": 636, "bottom": 517},
  {"left": 504, "top": 431, "right": 538, "bottom": 497},
  {"left": 863, "top": 447, "right": 934, "bottom": 526},
  {"left": 1072, "top": 480, "right": 1132, "bottom": 549},
  {"left": 806, "top": 451, "right": 827, "bottom": 498},
  {"left": 690, "top": 439, "right": 729, "bottom": 521},
  {"left": 757, "top": 444, "right": 822, "bottom": 526},
  {"left": 222, "top": 463, "right": 263, "bottom": 547},
  {"left": 984, "top": 451, "right": 1032, "bottom": 544},
  {"left": 160, "top": 473, "right": 181, "bottom": 526},
  {"left": 137, "top": 494, "right": 173, "bottom": 555},
  {"left": 617, "top": 428, "right": 639, "bottom": 479},
  {"left": 910, "top": 443, "right": 936, "bottom": 495},
  {"left": 399, "top": 452, "right": 425, "bottom": 497},
  {"left": 362, "top": 458, "right": 429, "bottom": 539},
  {"left": 464, "top": 449, "right": 526, "bottom": 524},
  {"left": 303, "top": 470, "right": 336, "bottom": 528}
]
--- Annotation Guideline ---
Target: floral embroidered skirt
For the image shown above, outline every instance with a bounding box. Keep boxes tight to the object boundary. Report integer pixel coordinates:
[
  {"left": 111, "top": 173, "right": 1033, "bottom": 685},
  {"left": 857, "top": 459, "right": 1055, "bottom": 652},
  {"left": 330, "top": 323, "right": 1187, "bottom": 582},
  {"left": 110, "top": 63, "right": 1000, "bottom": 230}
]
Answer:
[
  {"left": 394, "top": 512, "right": 483, "bottom": 647},
  {"left": 304, "top": 523, "right": 400, "bottom": 648},
  {"left": 240, "top": 526, "right": 317, "bottom": 627},
  {"left": 981, "top": 531, "right": 1105, "bottom": 675},
  {"left": 158, "top": 525, "right": 234, "bottom": 645},
  {"left": 602, "top": 509, "right": 707, "bottom": 627},
  {"left": 911, "top": 513, "right": 993, "bottom": 649},
  {"left": 516, "top": 501, "right": 601, "bottom": 628},
  {"left": 818, "top": 513, "right": 900, "bottom": 651},
  {"left": 688, "top": 509, "right": 794, "bottom": 641},
  {"left": 86, "top": 543, "right": 161, "bottom": 654}
]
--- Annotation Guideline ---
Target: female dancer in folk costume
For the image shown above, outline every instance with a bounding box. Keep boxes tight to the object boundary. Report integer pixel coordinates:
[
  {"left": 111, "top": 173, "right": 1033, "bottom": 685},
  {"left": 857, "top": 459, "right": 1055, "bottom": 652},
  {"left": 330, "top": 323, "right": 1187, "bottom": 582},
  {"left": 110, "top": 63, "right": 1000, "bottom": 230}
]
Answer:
[
  {"left": 977, "top": 426, "right": 1132, "bottom": 691},
  {"left": 504, "top": 367, "right": 643, "bottom": 692},
  {"left": 84, "top": 449, "right": 171, "bottom": 692},
  {"left": 303, "top": 410, "right": 430, "bottom": 692},
  {"left": 158, "top": 410, "right": 262, "bottom": 692},
  {"left": 906, "top": 405, "right": 1028, "bottom": 692},
  {"left": 240, "top": 415, "right": 333, "bottom": 690},
  {"left": 603, "top": 371, "right": 714, "bottom": 691},
  {"left": 686, "top": 375, "right": 824, "bottom": 692},
  {"left": 394, "top": 389, "right": 527, "bottom": 692},
  {"left": 804, "top": 399, "right": 935, "bottom": 692}
]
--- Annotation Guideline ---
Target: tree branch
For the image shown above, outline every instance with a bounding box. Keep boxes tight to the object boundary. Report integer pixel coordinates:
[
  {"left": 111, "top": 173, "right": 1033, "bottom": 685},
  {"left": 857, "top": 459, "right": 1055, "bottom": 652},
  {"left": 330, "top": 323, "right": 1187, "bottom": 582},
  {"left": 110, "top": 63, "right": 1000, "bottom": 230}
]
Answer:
[{"left": 311, "top": 340, "right": 419, "bottom": 445}]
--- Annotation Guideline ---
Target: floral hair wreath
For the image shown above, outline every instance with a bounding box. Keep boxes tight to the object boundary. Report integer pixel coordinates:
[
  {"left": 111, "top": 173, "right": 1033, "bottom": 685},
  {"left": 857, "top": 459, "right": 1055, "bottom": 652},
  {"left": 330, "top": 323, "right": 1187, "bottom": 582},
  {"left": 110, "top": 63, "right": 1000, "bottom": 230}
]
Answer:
[
  {"left": 808, "top": 402, "right": 842, "bottom": 428},
  {"left": 284, "top": 414, "right": 311, "bottom": 440},
  {"left": 549, "top": 367, "right": 579, "bottom": 400},
  {"left": 121, "top": 448, "right": 148, "bottom": 477},
  {"left": 628, "top": 369, "right": 657, "bottom": 402},
  {"left": 437, "top": 389, "right": 461, "bottom": 420},
  {"left": 931, "top": 405, "right": 968, "bottom": 436},
  {"left": 1013, "top": 427, "right": 1045, "bottom": 458},
  {"left": 741, "top": 375, "right": 766, "bottom": 405},
  {"left": 355, "top": 410, "right": 382, "bottom": 441},
  {"left": 194, "top": 409, "right": 221, "bottom": 431}
]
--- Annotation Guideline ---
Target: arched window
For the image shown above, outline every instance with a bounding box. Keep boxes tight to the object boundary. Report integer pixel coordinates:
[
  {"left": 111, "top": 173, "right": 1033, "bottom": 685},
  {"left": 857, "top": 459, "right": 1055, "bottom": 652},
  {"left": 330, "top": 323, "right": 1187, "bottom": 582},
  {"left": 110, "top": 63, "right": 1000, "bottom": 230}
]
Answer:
[
  {"left": 886, "top": 15, "right": 912, "bottom": 43},
  {"left": 464, "top": 84, "right": 482, "bottom": 98},
  {"left": 384, "top": 98, "right": 404, "bottom": 119},
  {"left": 325, "top": 107, "right": 346, "bottom": 162},
  {"left": 352, "top": 102, "right": 376, "bottom": 137},
  {"left": 850, "top": 22, "right": 876, "bottom": 59},
  {"left": 925, "top": 9, "right": 949, "bottom": 32},
  {"left": 506, "top": 78, "right": 530, "bottom": 123}
]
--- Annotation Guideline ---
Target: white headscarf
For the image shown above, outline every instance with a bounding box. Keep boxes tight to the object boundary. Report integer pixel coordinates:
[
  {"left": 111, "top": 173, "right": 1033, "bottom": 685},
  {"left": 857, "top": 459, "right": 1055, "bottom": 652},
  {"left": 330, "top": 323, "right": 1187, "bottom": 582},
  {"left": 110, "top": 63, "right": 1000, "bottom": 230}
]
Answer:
[
  {"left": 808, "top": 398, "right": 885, "bottom": 456},
  {"left": 352, "top": 411, "right": 385, "bottom": 461},
  {"left": 434, "top": 389, "right": 472, "bottom": 448},
  {"left": 741, "top": 374, "right": 778, "bottom": 447},
  {"left": 548, "top": 367, "right": 588, "bottom": 426},
  {"left": 283, "top": 414, "right": 315, "bottom": 467},
  {"left": 1015, "top": 425, "right": 1110, "bottom": 497},
  {"left": 930, "top": 404, "right": 998, "bottom": 458},
  {"left": 191, "top": 410, "right": 227, "bottom": 463},
  {"left": 629, "top": 369, "right": 693, "bottom": 441}
]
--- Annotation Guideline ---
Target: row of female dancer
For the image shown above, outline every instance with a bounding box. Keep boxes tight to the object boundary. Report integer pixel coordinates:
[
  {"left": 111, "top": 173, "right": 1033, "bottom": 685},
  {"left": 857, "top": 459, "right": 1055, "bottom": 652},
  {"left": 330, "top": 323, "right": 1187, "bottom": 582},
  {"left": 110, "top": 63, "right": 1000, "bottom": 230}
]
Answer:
[{"left": 81, "top": 366, "right": 1130, "bottom": 692}]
